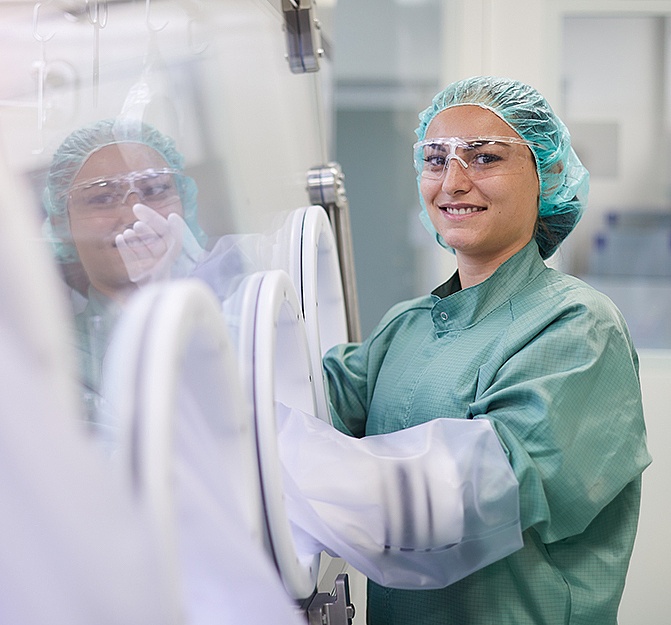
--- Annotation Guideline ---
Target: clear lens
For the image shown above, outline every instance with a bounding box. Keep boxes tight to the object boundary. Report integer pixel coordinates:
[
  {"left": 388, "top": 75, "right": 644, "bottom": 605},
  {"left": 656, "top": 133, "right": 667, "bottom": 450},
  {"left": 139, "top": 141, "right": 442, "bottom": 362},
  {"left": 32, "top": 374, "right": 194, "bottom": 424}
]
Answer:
[
  {"left": 413, "top": 136, "right": 536, "bottom": 180},
  {"left": 68, "top": 168, "right": 182, "bottom": 212}
]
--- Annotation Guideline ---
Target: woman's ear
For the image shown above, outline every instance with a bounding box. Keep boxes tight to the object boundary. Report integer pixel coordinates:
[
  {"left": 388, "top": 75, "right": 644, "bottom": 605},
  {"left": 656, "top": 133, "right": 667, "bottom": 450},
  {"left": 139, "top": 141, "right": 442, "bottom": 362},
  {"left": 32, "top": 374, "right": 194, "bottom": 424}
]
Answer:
[
  {"left": 60, "top": 261, "right": 91, "bottom": 295},
  {"left": 50, "top": 212, "right": 70, "bottom": 240}
]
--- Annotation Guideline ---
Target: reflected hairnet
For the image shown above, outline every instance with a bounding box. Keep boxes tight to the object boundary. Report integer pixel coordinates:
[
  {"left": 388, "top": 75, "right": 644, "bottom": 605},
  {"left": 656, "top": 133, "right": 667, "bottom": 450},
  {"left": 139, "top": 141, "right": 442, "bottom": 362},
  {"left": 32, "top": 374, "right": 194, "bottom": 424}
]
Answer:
[
  {"left": 415, "top": 76, "right": 589, "bottom": 259},
  {"left": 42, "top": 119, "right": 206, "bottom": 263}
]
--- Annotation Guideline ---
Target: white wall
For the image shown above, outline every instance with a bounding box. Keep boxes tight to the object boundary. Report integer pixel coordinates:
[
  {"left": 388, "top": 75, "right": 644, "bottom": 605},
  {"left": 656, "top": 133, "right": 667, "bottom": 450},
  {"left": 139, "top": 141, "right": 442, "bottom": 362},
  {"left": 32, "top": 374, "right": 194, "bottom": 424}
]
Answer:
[
  {"left": 619, "top": 351, "right": 671, "bottom": 624},
  {"left": 440, "top": 0, "right": 553, "bottom": 99},
  {"left": 561, "top": 15, "right": 668, "bottom": 274}
]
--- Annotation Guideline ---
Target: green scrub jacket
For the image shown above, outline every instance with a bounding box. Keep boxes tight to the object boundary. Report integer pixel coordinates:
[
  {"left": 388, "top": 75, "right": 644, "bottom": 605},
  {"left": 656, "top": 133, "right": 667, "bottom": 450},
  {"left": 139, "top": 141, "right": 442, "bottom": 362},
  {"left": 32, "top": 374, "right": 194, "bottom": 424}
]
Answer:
[
  {"left": 324, "top": 241, "right": 651, "bottom": 625},
  {"left": 73, "top": 287, "right": 122, "bottom": 419}
]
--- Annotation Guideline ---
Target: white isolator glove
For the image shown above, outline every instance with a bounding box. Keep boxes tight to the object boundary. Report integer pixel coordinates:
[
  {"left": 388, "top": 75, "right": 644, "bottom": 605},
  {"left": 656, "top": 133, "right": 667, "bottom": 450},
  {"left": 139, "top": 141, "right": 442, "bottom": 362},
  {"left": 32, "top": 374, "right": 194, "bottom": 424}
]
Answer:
[
  {"left": 115, "top": 203, "right": 205, "bottom": 286},
  {"left": 276, "top": 406, "right": 523, "bottom": 590}
]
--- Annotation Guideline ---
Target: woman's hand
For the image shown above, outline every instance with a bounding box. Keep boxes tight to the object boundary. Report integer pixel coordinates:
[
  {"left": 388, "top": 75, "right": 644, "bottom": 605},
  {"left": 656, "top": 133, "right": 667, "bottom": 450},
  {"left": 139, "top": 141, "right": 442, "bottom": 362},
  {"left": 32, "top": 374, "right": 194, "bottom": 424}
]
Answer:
[{"left": 115, "top": 203, "right": 201, "bottom": 285}]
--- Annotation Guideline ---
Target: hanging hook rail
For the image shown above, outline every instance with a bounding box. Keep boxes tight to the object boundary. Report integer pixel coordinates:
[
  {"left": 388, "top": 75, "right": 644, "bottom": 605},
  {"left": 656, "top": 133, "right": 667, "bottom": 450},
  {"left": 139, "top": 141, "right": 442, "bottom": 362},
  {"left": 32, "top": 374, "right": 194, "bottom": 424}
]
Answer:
[
  {"left": 85, "top": 0, "right": 108, "bottom": 106},
  {"left": 31, "top": 0, "right": 57, "bottom": 154}
]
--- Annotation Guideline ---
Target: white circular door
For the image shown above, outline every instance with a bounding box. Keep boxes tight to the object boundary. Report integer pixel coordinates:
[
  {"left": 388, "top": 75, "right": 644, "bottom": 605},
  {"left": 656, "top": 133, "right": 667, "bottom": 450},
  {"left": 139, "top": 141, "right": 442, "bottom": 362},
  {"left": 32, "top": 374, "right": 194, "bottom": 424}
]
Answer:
[
  {"left": 278, "top": 205, "right": 348, "bottom": 424},
  {"left": 236, "top": 269, "right": 320, "bottom": 600},
  {"left": 103, "top": 279, "right": 263, "bottom": 621}
]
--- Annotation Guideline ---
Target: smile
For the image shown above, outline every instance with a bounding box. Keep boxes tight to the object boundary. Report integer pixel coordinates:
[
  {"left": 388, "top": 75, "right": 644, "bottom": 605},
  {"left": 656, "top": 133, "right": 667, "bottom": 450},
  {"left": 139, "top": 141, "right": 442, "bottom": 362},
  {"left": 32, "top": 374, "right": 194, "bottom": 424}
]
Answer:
[{"left": 440, "top": 205, "right": 486, "bottom": 215}]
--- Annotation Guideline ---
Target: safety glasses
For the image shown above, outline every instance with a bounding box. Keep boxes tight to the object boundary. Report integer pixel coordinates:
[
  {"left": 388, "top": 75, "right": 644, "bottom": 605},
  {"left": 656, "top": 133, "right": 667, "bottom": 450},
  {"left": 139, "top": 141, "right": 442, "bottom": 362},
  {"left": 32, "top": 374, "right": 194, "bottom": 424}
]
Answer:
[
  {"left": 413, "top": 136, "right": 538, "bottom": 181},
  {"left": 67, "top": 168, "right": 182, "bottom": 212}
]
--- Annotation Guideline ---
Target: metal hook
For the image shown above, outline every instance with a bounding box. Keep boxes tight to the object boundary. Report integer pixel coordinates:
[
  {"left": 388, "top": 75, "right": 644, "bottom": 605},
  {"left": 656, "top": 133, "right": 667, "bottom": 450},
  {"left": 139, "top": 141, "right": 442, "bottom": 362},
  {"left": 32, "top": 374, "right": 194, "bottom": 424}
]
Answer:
[
  {"left": 145, "top": 0, "right": 168, "bottom": 32},
  {"left": 85, "top": 0, "right": 108, "bottom": 28},
  {"left": 85, "top": 0, "right": 108, "bottom": 106},
  {"left": 31, "top": 1, "right": 55, "bottom": 153},
  {"left": 32, "top": 1, "right": 55, "bottom": 43},
  {"left": 187, "top": 19, "right": 207, "bottom": 54}
]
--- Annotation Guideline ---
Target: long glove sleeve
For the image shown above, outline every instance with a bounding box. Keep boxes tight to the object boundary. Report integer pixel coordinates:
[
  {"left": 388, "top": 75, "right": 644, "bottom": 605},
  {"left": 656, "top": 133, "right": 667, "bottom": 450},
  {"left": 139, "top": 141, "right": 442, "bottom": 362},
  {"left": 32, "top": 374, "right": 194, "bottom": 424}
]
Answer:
[{"left": 277, "top": 405, "right": 522, "bottom": 590}]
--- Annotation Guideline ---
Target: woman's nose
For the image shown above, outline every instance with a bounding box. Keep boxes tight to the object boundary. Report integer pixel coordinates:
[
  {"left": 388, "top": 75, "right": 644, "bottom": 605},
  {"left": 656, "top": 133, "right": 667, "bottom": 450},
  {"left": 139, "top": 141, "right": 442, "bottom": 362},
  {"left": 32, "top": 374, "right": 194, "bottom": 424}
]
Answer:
[
  {"left": 120, "top": 184, "right": 143, "bottom": 206},
  {"left": 441, "top": 158, "right": 471, "bottom": 194},
  {"left": 117, "top": 191, "right": 142, "bottom": 222}
]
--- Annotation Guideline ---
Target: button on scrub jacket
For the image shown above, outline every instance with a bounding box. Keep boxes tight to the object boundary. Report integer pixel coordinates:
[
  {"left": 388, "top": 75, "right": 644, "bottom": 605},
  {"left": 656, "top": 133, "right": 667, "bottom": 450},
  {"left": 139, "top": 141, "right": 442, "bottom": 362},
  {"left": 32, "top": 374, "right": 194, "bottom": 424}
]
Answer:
[{"left": 324, "top": 240, "right": 651, "bottom": 625}]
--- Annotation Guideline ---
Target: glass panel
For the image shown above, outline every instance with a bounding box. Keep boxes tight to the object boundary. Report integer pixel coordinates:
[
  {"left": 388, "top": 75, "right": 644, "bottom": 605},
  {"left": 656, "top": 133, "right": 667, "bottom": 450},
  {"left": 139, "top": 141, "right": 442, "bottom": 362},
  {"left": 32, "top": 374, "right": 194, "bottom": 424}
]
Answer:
[{"left": 0, "top": 0, "right": 328, "bottom": 436}]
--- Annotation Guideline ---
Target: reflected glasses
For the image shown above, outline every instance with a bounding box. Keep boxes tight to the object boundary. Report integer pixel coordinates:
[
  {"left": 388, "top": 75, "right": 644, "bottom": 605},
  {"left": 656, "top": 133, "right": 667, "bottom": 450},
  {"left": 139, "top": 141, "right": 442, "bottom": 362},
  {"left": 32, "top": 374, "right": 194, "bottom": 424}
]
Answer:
[
  {"left": 67, "top": 168, "right": 182, "bottom": 212},
  {"left": 413, "top": 136, "right": 537, "bottom": 181}
]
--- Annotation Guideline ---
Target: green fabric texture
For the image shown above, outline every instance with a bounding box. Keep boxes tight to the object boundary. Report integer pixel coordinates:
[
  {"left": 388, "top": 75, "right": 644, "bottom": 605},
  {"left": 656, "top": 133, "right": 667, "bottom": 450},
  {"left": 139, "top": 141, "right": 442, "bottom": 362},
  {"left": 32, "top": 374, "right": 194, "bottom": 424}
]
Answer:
[
  {"left": 73, "top": 288, "right": 122, "bottom": 426},
  {"left": 323, "top": 241, "right": 651, "bottom": 624},
  {"left": 74, "top": 288, "right": 122, "bottom": 392}
]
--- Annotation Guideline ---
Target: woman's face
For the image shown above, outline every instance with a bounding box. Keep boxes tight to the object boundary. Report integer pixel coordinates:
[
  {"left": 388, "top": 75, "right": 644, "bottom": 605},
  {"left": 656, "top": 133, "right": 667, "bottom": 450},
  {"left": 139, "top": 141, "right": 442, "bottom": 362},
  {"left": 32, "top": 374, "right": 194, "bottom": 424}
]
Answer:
[
  {"left": 420, "top": 105, "right": 539, "bottom": 270},
  {"left": 67, "top": 143, "right": 183, "bottom": 300}
]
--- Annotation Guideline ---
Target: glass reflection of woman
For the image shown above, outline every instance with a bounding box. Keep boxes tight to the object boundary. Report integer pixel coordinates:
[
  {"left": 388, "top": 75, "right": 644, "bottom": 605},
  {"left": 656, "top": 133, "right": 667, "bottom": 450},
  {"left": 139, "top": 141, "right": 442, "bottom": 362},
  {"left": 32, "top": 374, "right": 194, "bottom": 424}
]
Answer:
[{"left": 42, "top": 119, "right": 207, "bottom": 428}]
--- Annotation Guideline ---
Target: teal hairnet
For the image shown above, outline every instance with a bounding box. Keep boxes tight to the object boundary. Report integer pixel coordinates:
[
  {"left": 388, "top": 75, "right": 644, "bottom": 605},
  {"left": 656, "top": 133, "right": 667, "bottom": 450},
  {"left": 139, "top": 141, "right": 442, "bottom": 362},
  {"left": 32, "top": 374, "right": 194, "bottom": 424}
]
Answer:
[
  {"left": 415, "top": 76, "right": 589, "bottom": 259},
  {"left": 42, "top": 118, "right": 207, "bottom": 263}
]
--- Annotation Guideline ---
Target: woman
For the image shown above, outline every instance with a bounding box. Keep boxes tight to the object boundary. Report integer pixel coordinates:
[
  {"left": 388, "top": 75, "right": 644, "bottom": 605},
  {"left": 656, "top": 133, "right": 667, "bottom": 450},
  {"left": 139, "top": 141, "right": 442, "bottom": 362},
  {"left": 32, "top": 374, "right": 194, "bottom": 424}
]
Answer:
[
  {"left": 43, "top": 119, "right": 207, "bottom": 302},
  {"left": 42, "top": 119, "right": 208, "bottom": 427},
  {"left": 282, "top": 77, "right": 651, "bottom": 624}
]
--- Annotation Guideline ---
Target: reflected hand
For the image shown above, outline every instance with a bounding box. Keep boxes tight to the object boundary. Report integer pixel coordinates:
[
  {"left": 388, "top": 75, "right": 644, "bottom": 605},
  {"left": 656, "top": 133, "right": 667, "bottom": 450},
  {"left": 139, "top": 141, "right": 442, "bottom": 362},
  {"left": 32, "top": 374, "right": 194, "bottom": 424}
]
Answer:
[{"left": 115, "top": 203, "right": 201, "bottom": 285}]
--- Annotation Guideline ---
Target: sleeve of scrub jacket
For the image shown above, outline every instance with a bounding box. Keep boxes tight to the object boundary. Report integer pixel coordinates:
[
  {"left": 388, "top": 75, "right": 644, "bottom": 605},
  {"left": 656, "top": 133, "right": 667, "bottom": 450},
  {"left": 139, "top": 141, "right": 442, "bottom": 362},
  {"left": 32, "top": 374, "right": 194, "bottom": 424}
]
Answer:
[
  {"left": 323, "top": 298, "right": 425, "bottom": 438},
  {"left": 468, "top": 288, "right": 650, "bottom": 542}
]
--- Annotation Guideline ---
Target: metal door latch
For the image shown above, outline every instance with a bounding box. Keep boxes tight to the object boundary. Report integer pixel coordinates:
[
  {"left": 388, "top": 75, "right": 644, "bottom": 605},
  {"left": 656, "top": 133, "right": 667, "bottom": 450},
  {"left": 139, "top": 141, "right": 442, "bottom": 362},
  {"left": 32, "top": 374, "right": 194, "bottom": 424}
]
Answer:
[
  {"left": 306, "top": 573, "right": 355, "bottom": 625},
  {"left": 282, "top": 0, "right": 323, "bottom": 73},
  {"left": 307, "top": 163, "right": 362, "bottom": 342}
]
